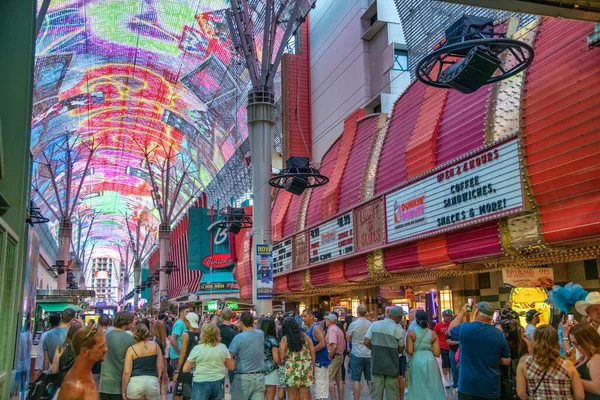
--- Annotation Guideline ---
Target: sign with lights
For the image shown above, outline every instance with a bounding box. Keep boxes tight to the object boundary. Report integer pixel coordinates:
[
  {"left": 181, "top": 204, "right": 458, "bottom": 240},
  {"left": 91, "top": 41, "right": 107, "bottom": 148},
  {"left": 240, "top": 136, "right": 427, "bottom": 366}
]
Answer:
[
  {"left": 256, "top": 244, "right": 273, "bottom": 299},
  {"left": 385, "top": 137, "right": 523, "bottom": 244},
  {"left": 273, "top": 238, "right": 293, "bottom": 274},
  {"left": 309, "top": 211, "right": 354, "bottom": 265},
  {"left": 95, "top": 271, "right": 108, "bottom": 279}
]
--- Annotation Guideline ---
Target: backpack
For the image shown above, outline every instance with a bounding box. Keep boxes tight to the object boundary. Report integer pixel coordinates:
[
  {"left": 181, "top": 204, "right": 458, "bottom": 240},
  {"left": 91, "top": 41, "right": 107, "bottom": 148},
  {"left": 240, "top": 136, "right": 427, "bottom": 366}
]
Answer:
[{"left": 178, "top": 330, "right": 200, "bottom": 385}]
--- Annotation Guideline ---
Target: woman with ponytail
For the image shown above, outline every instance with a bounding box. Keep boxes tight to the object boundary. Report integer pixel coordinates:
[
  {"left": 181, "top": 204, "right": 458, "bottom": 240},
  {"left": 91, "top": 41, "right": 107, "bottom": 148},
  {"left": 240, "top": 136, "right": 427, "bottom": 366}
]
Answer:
[{"left": 406, "top": 310, "right": 446, "bottom": 399}]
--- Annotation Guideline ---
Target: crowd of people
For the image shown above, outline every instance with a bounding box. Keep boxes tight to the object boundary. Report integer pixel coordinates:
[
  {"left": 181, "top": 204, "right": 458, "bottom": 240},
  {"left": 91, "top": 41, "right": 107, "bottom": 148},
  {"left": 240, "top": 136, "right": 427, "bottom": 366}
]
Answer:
[{"left": 30, "top": 292, "right": 600, "bottom": 400}]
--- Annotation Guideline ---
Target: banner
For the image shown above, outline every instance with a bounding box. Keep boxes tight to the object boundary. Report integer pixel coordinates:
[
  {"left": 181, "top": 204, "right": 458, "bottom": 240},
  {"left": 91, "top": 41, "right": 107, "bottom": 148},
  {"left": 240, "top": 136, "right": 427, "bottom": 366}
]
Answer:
[
  {"left": 309, "top": 212, "right": 354, "bottom": 265},
  {"left": 188, "top": 207, "right": 238, "bottom": 293},
  {"left": 385, "top": 137, "right": 523, "bottom": 244},
  {"left": 355, "top": 199, "right": 385, "bottom": 252},
  {"left": 502, "top": 268, "right": 554, "bottom": 288},
  {"left": 256, "top": 244, "right": 273, "bottom": 299}
]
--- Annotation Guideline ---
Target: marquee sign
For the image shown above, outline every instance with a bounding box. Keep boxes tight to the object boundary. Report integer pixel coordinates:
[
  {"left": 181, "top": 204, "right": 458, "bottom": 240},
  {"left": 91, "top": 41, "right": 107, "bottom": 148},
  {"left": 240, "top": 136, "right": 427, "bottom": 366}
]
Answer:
[
  {"left": 273, "top": 238, "right": 293, "bottom": 274},
  {"left": 309, "top": 211, "right": 354, "bottom": 264},
  {"left": 385, "top": 137, "right": 523, "bottom": 243}
]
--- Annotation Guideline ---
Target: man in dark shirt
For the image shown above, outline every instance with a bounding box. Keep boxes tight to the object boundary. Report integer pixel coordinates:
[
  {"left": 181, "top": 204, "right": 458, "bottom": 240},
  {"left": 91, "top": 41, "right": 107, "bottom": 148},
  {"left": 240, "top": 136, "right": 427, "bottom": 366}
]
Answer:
[
  {"left": 216, "top": 307, "right": 240, "bottom": 348},
  {"left": 158, "top": 313, "right": 172, "bottom": 336}
]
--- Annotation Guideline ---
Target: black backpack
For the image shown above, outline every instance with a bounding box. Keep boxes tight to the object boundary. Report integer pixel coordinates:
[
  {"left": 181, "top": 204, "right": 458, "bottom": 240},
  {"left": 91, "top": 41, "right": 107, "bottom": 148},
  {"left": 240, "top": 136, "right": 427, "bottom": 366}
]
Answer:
[{"left": 178, "top": 330, "right": 200, "bottom": 384}]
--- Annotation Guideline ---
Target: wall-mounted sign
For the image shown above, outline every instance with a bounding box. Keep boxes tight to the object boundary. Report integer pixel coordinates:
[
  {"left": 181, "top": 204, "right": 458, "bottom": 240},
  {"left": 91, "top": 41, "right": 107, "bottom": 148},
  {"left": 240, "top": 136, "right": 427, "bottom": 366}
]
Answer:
[
  {"left": 309, "top": 211, "right": 354, "bottom": 264},
  {"left": 385, "top": 137, "right": 523, "bottom": 244},
  {"left": 256, "top": 244, "right": 273, "bottom": 299},
  {"left": 293, "top": 232, "right": 309, "bottom": 269},
  {"left": 502, "top": 268, "right": 554, "bottom": 288},
  {"left": 355, "top": 199, "right": 385, "bottom": 252},
  {"left": 273, "top": 238, "right": 293, "bottom": 274},
  {"left": 202, "top": 253, "right": 234, "bottom": 268},
  {"left": 95, "top": 271, "right": 108, "bottom": 279},
  {"left": 207, "top": 300, "right": 239, "bottom": 311},
  {"left": 188, "top": 207, "right": 238, "bottom": 294}
]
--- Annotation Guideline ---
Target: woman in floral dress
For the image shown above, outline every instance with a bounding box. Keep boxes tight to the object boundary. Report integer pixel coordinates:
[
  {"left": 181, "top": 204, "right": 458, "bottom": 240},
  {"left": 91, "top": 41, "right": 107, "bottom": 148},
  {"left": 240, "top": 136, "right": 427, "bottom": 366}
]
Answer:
[{"left": 279, "top": 317, "right": 316, "bottom": 400}]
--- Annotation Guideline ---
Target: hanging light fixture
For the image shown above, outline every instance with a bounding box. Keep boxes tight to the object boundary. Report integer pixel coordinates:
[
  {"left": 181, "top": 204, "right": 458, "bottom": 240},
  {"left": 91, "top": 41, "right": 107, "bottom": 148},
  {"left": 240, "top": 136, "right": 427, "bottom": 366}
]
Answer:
[
  {"left": 269, "top": 157, "right": 329, "bottom": 196},
  {"left": 215, "top": 207, "right": 253, "bottom": 234},
  {"left": 416, "top": 15, "right": 534, "bottom": 94},
  {"left": 51, "top": 260, "right": 67, "bottom": 275},
  {"left": 160, "top": 261, "right": 178, "bottom": 275}
]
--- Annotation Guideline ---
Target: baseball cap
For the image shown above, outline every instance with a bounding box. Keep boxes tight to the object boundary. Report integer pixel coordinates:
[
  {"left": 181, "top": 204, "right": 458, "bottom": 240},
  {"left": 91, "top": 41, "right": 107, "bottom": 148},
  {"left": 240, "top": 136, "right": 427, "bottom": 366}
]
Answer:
[
  {"left": 526, "top": 309, "right": 541, "bottom": 321},
  {"left": 186, "top": 312, "right": 200, "bottom": 329},
  {"left": 324, "top": 314, "right": 338, "bottom": 322},
  {"left": 442, "top": 309, "right": 453, "bottom": 316},
  {"left": 389, "top": 306, "right": 405, "bottom": 317},
  {"left": 475, "top": 301, "right": 494, "bottom": 317}
]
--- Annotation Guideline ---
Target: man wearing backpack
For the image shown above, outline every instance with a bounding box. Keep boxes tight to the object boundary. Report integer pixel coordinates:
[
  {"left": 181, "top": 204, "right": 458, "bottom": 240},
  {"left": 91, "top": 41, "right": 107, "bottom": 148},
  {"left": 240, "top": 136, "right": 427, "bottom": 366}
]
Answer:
[{"left": 173, "top": 312, "right": 201, "bottom": 400}]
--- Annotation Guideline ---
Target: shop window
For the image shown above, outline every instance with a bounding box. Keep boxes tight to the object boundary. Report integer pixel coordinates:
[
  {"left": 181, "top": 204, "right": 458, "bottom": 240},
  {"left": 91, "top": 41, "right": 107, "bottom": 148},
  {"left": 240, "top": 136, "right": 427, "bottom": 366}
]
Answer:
[
  {"left": 393, "top": 49, "right": 408, "bottom": 71},
  {"left": 439, "top": 288, "right": 453, "bottom": 312},
  {"left": 584, "top": 259, "right": 599, "bottom": 280},
  {"left": 479, "top": 272, "right": 491, "bottom": 289}
]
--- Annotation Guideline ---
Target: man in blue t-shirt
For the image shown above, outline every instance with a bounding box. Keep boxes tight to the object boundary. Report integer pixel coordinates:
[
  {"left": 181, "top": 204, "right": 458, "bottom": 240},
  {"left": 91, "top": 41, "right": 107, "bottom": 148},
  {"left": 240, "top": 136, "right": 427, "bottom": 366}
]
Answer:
[
  {"left": 170, "top": 305, "right": 189, "bottom": 374},
  {"left": 449, "top": 301, "right": 511, "bottom": 400}
]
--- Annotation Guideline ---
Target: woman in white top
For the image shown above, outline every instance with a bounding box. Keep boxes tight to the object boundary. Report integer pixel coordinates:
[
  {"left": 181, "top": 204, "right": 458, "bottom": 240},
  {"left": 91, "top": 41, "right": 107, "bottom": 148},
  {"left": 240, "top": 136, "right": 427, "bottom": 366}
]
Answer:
[{"left": 183, "top": 323, "right": 235, "bottom": 400}]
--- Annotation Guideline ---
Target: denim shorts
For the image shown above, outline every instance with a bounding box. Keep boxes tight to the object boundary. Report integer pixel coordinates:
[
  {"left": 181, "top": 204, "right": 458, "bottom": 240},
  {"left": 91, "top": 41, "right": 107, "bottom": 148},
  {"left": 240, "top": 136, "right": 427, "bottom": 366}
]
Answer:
[
  {"left": 350, "top": 356, "right": 372, "bottom": 382},
  {"left": 192, "top": 378, "right": 225, "bottom": 400}
]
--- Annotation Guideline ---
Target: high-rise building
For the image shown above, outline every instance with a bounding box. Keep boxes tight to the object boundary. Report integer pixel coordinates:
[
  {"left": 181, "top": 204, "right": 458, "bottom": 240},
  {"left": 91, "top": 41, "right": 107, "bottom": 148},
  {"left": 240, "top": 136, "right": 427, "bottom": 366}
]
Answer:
[{"left": 90, "top": 257, "right": 119, "bottom": 303}]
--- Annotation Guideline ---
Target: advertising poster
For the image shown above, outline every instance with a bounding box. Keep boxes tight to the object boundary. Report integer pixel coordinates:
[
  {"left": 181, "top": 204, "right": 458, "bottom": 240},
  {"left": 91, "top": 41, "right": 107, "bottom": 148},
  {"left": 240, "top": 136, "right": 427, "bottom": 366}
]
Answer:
[
  {"left": 502, "top": 268, "right": 554, "bottom": 288},
  {"left": 188, "top": 207, "right": 239, "bottom": 293},
  {"left": 256, "top": 244, "right": 273, "bottom": 299}
]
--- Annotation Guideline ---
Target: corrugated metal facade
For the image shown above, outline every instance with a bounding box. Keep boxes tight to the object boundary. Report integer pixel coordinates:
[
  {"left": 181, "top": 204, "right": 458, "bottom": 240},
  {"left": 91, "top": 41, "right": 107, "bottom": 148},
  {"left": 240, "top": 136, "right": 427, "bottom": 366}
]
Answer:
[
  {"left": 305, "top": 139, "right": 341, "bottom": 228},
  {"left": 523, "top": 18, "right": 600, "bottom": 244}
]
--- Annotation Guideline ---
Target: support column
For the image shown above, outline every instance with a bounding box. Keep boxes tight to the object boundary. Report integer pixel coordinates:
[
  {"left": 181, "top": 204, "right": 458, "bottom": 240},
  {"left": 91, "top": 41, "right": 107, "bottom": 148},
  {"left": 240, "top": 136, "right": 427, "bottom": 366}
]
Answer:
[
  {"left": 57, "top": 219, "right": 72, "bottom": 289},
  {"left": 133, "top": 260, "right": 141, "bottom": 310},
  {"left": 73, "top": 261, "right": 81, "bottom": 289},
  {"left": 159, "top": 223, "right": 170, "bottom": 305},
  {"left": 248, "top": 90, "right": 275, "bottom": 316}
]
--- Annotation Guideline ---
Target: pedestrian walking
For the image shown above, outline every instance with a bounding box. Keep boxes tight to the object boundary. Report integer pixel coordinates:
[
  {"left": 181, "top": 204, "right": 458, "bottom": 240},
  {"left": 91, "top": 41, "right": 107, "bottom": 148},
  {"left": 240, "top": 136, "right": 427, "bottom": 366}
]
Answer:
[
  {"left": 99, "top": 311, "right": 136, "bottom": 400},
  {"left": 279, "top": 317, "right": 315, "bottom": 400},
  {"left": 170, "top": 305, "right": 190, "bottom": 375},
  {"left": 364, "top": 305, "right": 405, "bottom": 400},
  {"left": 50, "top": 321, "right": 82, "bottom": 388},
  {"left": 44, "top": 308, "right": 78, "bottom": 371},
  {"left": 57, "top": 326, "right": 108, "bottom": 400},
  {"left": 182, "top": 323, "right": 234, "bottom": 400},
  {"left": 228, "top": 310, "right": 266, "bottom": 400},
  {"left": 568, "top": 324, "right": 600, "bottom": 399},
  {"left": 34, "top": 313, "right": 60, "bottom": 379},
  {"left": 517, "top": 324, "right": 584, "bottom": 400},
  {"left": 259, "top": 318, "right": 281, "bottom": 400},
  {"left": 302, "top": 309, "right": 330, "bottom": 400},
  {"left": 153, "top": 322, "right": 169, "bottom": 400},
  {"left": 122, "top": 323, "right": 164, "bottom": 400},
  {"left": 406, "top": 310, "right": 445, "bottom": 399},
  {"left": 174, "top": 312, "right": 202, "bottom": 399},
  {"left": 325, "top": 314, "right": 346, "bottom": 400},
  {"left": 434, "top": 309, "right": 454, "bottom": 388},
  {"left": 346, "top": 305, "right": 372, "bottom": 400},
  {"left": 449, "top": 302, "right": 511, "bottom": 400}
]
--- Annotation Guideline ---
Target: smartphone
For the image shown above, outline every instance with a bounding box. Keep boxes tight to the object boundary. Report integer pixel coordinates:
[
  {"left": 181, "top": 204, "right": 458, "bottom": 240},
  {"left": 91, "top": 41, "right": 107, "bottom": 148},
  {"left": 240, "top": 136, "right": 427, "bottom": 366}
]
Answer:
[
  {"left": 467, "top": 297, "right": 474, "bottom": 312},
  {"left": 219, "top": 301, "right": 226, "bottom": 310},
  {"left": 568, "top": 313, "right": 574, "bottom": 325},
  {"left": 493, "top": 310, "right": 500, "bottom": 323}
]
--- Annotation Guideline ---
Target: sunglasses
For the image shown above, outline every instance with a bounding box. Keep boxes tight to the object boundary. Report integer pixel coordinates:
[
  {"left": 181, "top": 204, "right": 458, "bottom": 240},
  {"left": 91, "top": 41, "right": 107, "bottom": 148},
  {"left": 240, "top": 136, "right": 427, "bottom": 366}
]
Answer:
[{"left": 83, "top": 326, "right": 98, "bottom": 343}]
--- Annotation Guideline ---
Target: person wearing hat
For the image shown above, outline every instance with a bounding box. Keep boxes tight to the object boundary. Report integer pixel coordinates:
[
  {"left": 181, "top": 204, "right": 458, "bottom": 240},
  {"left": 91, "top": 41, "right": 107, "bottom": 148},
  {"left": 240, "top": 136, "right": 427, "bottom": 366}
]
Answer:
[
  {"left": 576, "top": 292, "right": 600, "bottom": 334},
  {"left": 525, "top": 309, "right": 542, "bottom": 343},
  {"left": 449, "top": 301, "right": 511, "bottom": 399},
  {"left": 434, "top": 309, "right": 454, "bottom": 388},
  {"left": 174, "top": 312, "right": 201, "bottom": 400},
  {"left": 364, "top": 306, "right": 406, "bottom": 400},
  {"left": 325, "top": 314, "right": 346, "bottom": 400}
]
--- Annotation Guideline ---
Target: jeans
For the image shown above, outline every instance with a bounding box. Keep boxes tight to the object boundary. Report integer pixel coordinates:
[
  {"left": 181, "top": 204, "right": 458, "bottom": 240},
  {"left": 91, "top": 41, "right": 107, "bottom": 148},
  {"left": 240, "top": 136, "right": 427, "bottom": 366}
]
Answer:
[
  {"left": 192, "top": 379, "right": 225, "bottom": 400},
  {"left": 370, "top": 374, "right": 399, "bottom": 400},
  {"left": 449, "top": 348, "right": 459, "bottom": 388},
  {"left": 231, "top": 373, "right": 265, "bottom": 400}
]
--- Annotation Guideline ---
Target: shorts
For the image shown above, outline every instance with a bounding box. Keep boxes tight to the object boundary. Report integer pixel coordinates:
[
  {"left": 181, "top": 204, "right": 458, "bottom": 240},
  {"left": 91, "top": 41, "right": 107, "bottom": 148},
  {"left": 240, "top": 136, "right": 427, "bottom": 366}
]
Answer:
[
  {"left": 350, "top": 356, "right": 371, "bottom": 382},
  {"left": 127, "top": 375, "right": 160, "bottom": 400},
  {"left": 328, "top": 354, "right": 343, "bottom": 381},
  {"left": 265, "top": 369, "right": 279, "bottom": 386},
  {"left": 399, "top": 354, "right": 407, "bottom": 377},
  {"left": 441, "top": 348, "right": 451, "bottom": 369},
  {"left": 314, "top": 366, "right": 329, "bottom": 399},
  {"left": 99, "top": 394, "right": 122, "bottom": 400}
]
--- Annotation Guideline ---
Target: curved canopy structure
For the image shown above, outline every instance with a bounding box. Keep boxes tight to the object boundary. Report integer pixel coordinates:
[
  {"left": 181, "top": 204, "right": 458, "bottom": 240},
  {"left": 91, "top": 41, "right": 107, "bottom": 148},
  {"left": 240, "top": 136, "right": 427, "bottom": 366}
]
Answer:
[{"left": 31, "top": 0, "right": 282, "bottom": 260}]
